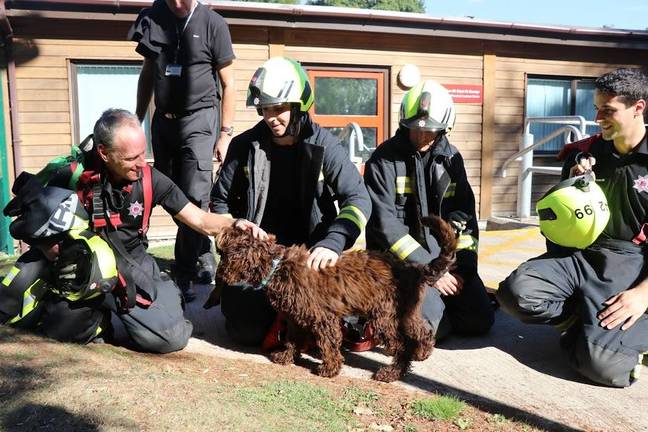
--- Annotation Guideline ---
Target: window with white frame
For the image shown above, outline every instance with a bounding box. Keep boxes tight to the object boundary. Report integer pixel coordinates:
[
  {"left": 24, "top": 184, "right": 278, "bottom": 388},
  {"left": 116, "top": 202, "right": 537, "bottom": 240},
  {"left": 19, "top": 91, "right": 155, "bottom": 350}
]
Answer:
[
  {"left": 526, "top": 76, "right": 599, "bottom": 154},
  {"left": 72, "top": 62, "right": 152, "bottom": 157}
]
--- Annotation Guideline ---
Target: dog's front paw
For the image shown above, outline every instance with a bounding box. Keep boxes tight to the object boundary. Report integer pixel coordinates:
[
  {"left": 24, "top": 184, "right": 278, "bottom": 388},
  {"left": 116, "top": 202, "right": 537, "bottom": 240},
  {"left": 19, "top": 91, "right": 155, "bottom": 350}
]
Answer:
[
  {"left": 373, "top": 366, "right": 401, "bottom": 383},
  {"left": 413, "top": 344, "right": 434, "bottom": 361},
  {"left": 270, "top": 348, "right": 296, "bottom": 365},
  {"left": 316, "top": 362, "right": 342, "bottom": 378}
]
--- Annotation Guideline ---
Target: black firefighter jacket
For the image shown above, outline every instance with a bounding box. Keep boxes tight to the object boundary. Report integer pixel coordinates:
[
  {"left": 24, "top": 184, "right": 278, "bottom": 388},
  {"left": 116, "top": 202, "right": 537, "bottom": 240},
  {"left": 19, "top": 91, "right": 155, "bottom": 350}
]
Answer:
[
  {"left": 210, "top": 114, "right": 371, "bottom": 254},
  {"left": 364, "top": 129, "right": 479, "bottom": 276}
]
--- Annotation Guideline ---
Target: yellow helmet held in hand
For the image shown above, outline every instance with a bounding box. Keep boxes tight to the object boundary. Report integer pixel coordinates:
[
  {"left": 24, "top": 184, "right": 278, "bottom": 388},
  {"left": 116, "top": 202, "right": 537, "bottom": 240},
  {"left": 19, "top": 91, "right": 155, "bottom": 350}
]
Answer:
[{"left": 536, "top": 174, "right": 610, "bottom": 249}]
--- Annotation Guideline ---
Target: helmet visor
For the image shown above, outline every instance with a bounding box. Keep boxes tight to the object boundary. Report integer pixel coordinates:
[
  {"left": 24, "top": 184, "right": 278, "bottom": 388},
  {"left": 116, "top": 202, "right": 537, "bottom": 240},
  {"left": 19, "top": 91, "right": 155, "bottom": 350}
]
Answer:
[{"left": 400, "top": 115, "right": 447, "bottom": 132}]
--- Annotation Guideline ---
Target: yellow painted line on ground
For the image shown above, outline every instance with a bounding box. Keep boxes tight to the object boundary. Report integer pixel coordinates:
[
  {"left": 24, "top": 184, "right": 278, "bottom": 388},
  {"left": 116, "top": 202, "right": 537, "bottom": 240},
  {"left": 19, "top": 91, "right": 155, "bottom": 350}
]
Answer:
[{"left": 479, "top": 228, "right": 542, "bottom": 259}]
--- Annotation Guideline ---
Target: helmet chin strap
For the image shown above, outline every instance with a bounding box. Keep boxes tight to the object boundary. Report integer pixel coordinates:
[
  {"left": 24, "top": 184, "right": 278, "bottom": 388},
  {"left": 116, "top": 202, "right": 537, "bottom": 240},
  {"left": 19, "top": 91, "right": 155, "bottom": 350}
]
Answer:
[{"left": 283, "top": 105, "right": 302, "bottom": 138}]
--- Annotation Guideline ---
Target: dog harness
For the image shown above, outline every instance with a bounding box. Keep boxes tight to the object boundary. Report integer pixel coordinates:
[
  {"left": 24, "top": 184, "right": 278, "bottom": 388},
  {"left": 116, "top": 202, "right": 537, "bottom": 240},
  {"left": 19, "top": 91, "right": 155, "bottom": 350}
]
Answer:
[{"left": 260, "top": 258, "right": 282, "bottom": 288}]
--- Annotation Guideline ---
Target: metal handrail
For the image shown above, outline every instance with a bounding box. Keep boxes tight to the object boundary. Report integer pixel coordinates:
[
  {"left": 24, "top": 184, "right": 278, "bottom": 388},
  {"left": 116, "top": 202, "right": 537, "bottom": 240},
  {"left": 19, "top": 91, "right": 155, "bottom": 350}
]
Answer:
[
  {"left": 499, "top": 124, "right": 584, "bottom": 177},
  {"left": 338, "top": 122, "right": 364, "bottom": 163},
  {"left": 500, "top": 115, "right": 599, "bottom": 218}
]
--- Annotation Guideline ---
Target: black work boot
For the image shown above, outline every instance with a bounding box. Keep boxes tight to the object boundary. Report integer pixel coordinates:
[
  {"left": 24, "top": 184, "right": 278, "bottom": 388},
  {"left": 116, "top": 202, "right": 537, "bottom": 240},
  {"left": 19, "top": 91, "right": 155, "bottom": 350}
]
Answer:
[
  {"left": 196, "top": 253, "right": 216, "bottom": 285},
  {"left": 176, "top": 276, "right": 196, "bottom": 303}
]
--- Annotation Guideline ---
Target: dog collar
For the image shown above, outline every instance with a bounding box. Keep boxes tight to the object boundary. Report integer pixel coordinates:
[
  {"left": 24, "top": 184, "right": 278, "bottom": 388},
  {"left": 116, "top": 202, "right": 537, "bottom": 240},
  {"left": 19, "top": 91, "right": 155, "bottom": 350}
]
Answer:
[{"left": 260, "top": 258, "right": 282, "bottom": 288}]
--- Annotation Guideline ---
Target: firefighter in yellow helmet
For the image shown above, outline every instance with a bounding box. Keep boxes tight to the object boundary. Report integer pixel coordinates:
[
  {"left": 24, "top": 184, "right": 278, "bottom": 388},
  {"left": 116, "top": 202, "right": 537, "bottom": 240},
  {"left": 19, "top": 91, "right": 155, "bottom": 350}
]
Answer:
[
  {"left": 364, "top": 79, "right": 495, "bottom": 344},
  {"left": 498, "top": 68, "right": 648, "bottom": 387},
  {"left": 210, "top": 57, "right": 371, "bottom": 346}
]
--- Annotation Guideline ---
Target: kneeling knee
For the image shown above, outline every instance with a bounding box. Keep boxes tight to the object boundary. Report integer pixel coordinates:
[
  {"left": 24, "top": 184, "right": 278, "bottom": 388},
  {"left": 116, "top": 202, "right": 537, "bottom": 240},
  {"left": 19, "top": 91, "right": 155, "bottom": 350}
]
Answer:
[
  {"left": 569, "top": 340, "right": 639, "bottom": 388},
  {"left": 496, "top": 271, "right": 545, "bottom": 319},
  {"left": 131, "top": 320, "right": 192, "bottom": 354}
]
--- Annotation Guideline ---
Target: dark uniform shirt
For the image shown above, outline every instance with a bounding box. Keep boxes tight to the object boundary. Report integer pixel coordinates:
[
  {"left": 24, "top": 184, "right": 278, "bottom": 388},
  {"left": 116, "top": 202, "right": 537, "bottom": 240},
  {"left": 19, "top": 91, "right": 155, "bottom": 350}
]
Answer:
[
  {"left": 561, "top": 130, "right": 648, "bottom": 243},
  {"left": 260, "top": 144, "right": 307, "bottom": 246},
  {"left": 129, "top": 0, "right": 235, "bottom": 113},
  {"left": 106, "top": 168, "right": 189, "bottom": 252}
]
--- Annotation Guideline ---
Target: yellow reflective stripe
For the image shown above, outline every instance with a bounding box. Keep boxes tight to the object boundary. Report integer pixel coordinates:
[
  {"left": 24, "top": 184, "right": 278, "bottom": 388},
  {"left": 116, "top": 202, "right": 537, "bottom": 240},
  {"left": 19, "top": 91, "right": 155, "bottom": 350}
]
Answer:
[
  {"left": 336, "top": 205, "right": 367, "bottom": 230},
  {"left": 62, "top": 290, "right": 102, "bottom": 302},
  {"left": 318, "top": 170, "right": 325, "bottom": 182},
  {"left": 457, "top": 234, "right": 478, "bottom": 251},
  {"left": 68, "top": 230, "right": 118, "bottom": 280},
  {"left": 395, "top": 176, "right": 414, "bottom": 194},
  {"left": 7, "top": 279, "right": 45, "bottom": 324},
  {"left": 390, "top": 234, "right": 421, "bottom": 260},
  {"left": 443, "top": 182, "right": 456, "bottom": 198},
  {"left": 2, "top": 267, "right": 19, "bottom": 286},
  {"left": 243, "top": 166, "right": 249, "bottom": 178},
  {"left": 94, "top": 325, "right": 103, "bottom": 337}
]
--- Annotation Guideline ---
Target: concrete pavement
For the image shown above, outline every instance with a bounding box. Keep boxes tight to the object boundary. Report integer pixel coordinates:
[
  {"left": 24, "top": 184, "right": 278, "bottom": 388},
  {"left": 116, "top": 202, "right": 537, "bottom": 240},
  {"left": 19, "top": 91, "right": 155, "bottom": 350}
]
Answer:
[{"left": 171, "top": 224, "right": 648, "bottom": 432}]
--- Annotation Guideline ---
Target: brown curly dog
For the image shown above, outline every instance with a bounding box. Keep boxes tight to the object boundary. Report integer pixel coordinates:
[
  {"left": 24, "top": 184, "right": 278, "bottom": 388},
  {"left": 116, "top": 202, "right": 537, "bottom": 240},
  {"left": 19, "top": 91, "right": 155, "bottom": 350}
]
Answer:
[{"left": 211, "top": 216, "right": 456, "bottom": 382}]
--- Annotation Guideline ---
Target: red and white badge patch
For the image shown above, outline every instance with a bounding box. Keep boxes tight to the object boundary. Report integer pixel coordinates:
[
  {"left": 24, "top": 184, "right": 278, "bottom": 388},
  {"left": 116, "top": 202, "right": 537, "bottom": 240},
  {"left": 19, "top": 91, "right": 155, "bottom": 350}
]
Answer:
[
  {"left": 128, "top": 200, "right": 144, "bottom": 218},
  {"left": 633, "top": 175, "right": 648, "bottom": 193}
]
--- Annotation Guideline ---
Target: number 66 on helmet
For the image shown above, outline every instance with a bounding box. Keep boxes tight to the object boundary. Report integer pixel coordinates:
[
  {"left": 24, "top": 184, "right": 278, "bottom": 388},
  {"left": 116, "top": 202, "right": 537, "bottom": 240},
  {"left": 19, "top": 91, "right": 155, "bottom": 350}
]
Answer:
[{"left": 536, "top": 173, "right": 610, "bottom": 249}]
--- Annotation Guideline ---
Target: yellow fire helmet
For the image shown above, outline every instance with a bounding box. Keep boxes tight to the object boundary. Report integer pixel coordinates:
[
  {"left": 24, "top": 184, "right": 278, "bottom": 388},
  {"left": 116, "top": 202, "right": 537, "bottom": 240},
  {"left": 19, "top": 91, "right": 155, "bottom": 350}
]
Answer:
[
  {"left": 52, "top": 229, "right": 119, "bottom": 302},
  {"left": 536, "top": 173, "right": 610, "bottom": 249}
]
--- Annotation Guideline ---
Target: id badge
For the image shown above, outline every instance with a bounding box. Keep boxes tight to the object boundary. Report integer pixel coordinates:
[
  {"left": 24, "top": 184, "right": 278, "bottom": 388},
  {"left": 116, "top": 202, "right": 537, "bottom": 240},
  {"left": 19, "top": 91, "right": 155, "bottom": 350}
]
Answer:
[{"left": 165, "top": 64, "right": 182, "bottom": 77}]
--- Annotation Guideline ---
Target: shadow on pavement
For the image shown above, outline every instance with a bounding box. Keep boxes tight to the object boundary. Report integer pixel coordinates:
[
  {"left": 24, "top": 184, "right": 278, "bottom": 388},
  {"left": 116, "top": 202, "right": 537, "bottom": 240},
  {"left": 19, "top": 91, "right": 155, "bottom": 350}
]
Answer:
[{"left": 437, "top": 310, "right": 587, "bottom": 383}]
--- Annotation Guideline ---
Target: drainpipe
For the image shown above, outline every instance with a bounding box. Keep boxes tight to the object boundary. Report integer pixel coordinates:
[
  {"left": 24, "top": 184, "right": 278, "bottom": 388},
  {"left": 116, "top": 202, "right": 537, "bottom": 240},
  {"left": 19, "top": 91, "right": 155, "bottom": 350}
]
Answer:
[
  {"left": 0, "top": 0, "right": 21, "bottom": 253},
  {"left": 0, "top": 0, "right": 22, "bottom": 179}
]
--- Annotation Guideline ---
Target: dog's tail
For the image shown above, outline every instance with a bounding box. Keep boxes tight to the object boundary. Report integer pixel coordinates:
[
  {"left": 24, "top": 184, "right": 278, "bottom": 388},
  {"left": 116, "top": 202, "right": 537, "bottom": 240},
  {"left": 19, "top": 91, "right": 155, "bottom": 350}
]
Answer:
[{"left": 420, "top": 215, "right": 457, "bottom": 285}]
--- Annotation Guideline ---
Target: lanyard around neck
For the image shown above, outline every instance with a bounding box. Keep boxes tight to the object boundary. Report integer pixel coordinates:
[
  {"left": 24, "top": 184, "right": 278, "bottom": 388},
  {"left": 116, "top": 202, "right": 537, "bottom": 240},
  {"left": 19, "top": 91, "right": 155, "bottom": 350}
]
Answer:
[{"left": 174, "top": 1, "right": 198, "bottom": 62}]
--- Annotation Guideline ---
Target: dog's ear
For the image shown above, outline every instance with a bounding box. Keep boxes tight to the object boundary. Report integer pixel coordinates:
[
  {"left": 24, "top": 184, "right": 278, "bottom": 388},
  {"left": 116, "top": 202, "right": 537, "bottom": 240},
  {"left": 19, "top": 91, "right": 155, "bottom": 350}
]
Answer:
[{"left": 214, "top": 228, "right": 232, "bottom": 251}]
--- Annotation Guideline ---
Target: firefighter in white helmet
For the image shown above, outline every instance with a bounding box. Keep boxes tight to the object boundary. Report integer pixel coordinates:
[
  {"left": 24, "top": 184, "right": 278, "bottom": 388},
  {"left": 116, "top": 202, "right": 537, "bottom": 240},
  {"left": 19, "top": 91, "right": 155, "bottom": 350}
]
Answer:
[
  {"left": 364, "top": 79, "right": 495, "bottom": 345},
  {"left": 210, "top": 57, "right": 371, "bottom": 347}
]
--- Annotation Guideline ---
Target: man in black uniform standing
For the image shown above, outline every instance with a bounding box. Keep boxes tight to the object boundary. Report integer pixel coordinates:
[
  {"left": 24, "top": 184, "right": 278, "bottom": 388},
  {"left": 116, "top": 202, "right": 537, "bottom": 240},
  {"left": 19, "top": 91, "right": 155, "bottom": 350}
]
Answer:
[
  {"left": 0, "top": 109, "right": 264, "bottom": 353},
  {"left": 498, "top": 68, "right": 648, "bottom": 387},
  {"left": 129, "top": 0, "right": 236, "bottom": 301}
]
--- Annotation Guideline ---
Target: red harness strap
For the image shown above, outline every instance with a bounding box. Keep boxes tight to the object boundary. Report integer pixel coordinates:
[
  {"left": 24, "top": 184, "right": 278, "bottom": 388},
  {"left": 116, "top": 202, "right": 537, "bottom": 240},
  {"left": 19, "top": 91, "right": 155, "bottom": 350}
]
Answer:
[{"left": 139, "top": 163, "right": 153, "bottom": 238}]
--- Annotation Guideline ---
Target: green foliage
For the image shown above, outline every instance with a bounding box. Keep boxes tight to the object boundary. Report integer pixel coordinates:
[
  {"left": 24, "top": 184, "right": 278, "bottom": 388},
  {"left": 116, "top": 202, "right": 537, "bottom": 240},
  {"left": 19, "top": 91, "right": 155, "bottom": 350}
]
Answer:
[
  {"left": 308, "top": 0, "right": 425, "bottom": 13},
  {"left": 342, "top": 386, "right": 380, "bottom": 407},
  {"left": 490, "top": 413, "right": 509, "bottom": 424},
  {"left": 410, "top": 395, "right": 465, "bottom": 421},
  {"left": 233, "top": 0, "right": 301, "bottom": 4},
  {"left": 454, "top": 417, "right": 472, "bottom": 430},
  {"left": 236, "top": 380, "right": 356, "bottom": 431}
]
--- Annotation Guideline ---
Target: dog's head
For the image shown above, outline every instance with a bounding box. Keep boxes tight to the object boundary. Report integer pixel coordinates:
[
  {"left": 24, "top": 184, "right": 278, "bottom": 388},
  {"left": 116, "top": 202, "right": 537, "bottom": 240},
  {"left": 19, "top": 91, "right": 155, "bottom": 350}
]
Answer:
[{"left": 215, "top": 227, "right": 279, "bottom": 286}]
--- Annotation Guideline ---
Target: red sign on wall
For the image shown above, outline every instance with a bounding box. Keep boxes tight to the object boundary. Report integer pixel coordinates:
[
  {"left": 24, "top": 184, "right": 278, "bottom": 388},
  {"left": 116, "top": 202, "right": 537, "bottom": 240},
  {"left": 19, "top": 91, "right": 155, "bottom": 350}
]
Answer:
[{"left": 444, "top": 84, "right": 483, "bottom": 104}]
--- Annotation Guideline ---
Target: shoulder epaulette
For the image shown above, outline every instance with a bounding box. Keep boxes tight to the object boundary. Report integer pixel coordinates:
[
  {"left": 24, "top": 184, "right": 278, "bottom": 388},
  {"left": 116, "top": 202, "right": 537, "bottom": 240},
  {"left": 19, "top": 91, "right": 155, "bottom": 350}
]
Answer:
[{"left": 557, "top": 133, "right": 602, "bottom": 161}]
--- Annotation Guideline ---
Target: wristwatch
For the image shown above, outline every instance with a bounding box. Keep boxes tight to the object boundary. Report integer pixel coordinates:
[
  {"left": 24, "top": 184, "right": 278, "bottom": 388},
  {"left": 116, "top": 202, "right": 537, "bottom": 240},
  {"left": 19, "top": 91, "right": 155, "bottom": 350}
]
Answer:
[{"left": 220, "top": 126, "right": 234, "bottom": 136}]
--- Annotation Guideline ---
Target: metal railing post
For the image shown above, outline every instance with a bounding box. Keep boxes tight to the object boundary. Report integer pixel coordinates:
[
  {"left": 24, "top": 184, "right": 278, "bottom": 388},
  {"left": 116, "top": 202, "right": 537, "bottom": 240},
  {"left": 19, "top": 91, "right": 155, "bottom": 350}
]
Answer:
[{"left": 517, "top": 132, "right": 534, "bottom": 218}]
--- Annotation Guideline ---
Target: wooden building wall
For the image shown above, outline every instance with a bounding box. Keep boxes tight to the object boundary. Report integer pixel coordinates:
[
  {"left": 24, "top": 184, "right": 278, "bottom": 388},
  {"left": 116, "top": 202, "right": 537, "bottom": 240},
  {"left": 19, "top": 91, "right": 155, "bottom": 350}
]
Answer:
[
  {"left": 6, "top": 15, "right": 648, "bottom": 243},
  {"left": 489, "top": 55, "right": 642, "bottom": 216}
]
